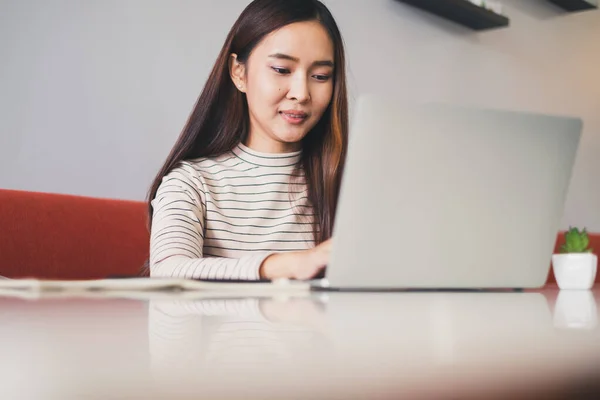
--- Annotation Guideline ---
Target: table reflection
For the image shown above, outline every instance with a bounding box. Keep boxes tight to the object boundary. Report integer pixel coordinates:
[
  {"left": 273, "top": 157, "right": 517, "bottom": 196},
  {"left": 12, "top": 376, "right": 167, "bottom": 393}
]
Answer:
[
  {"left": 148, "top": 294, "right": 332, "bottom": 381},
  {"left": 145, "top": 290, "right": 600, "bottom": 386},
  {"left": 553, "top": 290, "right": 598, "bottom": 330}
]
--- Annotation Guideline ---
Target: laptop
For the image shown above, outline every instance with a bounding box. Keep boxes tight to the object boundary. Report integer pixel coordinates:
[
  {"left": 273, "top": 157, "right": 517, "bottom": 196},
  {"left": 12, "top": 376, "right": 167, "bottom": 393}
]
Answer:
[{"left": 314, "top": 96, "right": 582, "bottom": 291}]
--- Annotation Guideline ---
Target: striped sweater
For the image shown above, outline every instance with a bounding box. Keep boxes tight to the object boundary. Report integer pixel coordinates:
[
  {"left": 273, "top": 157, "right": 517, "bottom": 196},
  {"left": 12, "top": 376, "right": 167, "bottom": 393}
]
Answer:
[{"left": 149, "top": 142, "right": 315, "bottom": 280}]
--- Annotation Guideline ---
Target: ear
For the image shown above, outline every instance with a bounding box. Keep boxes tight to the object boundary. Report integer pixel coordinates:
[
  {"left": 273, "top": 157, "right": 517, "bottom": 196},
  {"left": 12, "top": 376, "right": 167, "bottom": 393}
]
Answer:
[{"left": 229, "top": 53, "right": 247, "bottom": 93}]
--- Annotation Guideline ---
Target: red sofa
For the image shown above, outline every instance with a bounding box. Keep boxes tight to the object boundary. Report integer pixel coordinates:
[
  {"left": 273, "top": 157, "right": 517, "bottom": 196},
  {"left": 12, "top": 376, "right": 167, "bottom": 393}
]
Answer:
[
  {"left": 0, "top": 189, "right": 149, "bottom": 279},
  {"left": 0, "top": 188, "right": 598, "bottom": 283}
]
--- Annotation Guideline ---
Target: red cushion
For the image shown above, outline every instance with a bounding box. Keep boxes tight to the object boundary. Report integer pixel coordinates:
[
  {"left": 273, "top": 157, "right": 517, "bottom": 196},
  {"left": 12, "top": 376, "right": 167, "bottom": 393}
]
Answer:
[{"left": 0, "top": 189, "right": 149, "bottom": 279}]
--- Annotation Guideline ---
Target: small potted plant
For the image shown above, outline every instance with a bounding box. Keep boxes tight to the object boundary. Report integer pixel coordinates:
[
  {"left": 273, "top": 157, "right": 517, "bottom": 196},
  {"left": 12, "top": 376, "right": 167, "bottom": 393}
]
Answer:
[{"left": 552, "top": 227, "right": 597, "bottom": 290}]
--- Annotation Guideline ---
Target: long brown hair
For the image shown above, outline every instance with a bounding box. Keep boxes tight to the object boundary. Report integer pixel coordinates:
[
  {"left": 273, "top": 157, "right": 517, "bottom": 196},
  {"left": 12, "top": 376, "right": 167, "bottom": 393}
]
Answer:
[{"left": 147, "top": 0, "right": 348, "bottom": 248}]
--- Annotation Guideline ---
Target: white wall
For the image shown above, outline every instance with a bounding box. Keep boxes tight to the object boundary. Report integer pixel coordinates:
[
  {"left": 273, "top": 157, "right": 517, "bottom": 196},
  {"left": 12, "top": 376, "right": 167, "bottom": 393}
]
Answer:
[{"left": 1, "top": 0, "right": 599, "bottom": 230}]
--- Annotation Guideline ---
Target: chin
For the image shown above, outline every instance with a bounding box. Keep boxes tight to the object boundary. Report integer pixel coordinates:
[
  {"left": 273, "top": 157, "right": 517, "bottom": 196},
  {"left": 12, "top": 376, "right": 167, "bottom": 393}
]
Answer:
[{"left": 273, "top": 129, "right": 310, "bottom": 145}]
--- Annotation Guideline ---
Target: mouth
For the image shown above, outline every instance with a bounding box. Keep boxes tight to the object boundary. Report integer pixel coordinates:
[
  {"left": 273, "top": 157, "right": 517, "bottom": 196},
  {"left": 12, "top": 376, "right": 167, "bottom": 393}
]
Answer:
[{"left": 279, "top": 110, "right": 308, "bottom": 125}]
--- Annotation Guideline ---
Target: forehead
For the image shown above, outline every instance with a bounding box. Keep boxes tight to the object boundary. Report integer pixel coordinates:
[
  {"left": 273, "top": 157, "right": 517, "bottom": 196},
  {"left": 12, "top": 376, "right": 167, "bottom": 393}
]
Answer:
[{"left": 252, "top": 20, "right": 334, "bottom": 61}]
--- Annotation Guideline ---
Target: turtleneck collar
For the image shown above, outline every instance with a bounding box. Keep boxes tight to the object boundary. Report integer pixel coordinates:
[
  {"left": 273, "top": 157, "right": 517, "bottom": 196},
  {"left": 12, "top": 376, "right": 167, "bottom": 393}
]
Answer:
[{"left": 231, "top": 142, "right": 302, "bottom": 168}]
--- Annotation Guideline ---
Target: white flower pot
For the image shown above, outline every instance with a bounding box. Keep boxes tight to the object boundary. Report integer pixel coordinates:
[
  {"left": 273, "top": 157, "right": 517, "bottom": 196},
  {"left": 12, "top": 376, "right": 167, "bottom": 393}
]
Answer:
[{"left": 552, "top": 253, "right": 597, "bottom": 290}]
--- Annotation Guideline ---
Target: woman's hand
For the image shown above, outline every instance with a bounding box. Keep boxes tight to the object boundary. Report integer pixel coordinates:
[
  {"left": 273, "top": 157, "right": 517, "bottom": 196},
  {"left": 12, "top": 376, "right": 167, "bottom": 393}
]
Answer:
[{"left": 259, "top": 239, "right": 332, "bottom": 280}]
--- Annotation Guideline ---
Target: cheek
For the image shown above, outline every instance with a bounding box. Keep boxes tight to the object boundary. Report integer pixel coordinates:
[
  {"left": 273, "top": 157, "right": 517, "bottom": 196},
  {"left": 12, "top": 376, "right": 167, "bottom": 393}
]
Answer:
[
  {"left": 247, "top": 72, "right": 285, "bottom": 111},
  {"left": 312, "top": 84, "right": 334, "bottom": 114}
]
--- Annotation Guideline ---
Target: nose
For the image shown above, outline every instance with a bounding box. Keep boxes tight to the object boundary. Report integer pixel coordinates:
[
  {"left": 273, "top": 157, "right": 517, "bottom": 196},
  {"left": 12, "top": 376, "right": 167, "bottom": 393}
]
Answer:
[{"left": 286, "top": 74, "right": 311, "bottom": 103}]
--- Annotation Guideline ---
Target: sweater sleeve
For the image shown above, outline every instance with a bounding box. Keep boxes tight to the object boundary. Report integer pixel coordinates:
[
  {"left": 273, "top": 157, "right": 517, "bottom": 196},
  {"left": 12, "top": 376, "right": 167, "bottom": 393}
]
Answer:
[{"left": 149, "top": 163, "right": 272, "bottom": 280}]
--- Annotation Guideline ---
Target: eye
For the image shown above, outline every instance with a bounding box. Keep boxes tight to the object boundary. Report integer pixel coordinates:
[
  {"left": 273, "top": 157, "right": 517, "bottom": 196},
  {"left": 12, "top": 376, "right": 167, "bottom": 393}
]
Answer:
[
  {"left": 313, "top": 74, "right": 331, "bottom": 82},
  {"left": 271, "top": 67, "right": 290, "bottom": 75}
]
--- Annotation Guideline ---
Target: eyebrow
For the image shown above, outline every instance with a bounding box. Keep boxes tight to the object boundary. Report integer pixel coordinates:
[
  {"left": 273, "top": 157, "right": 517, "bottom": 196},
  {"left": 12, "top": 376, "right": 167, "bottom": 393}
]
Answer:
[{"left": 268, "top": 53, "right": 334, "bottom": 67}]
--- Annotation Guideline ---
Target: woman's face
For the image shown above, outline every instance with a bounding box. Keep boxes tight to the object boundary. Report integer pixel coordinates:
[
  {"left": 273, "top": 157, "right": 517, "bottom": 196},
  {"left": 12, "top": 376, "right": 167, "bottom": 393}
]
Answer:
[{"left": 230, "top": 20, "right": 335, "bottom": 153}]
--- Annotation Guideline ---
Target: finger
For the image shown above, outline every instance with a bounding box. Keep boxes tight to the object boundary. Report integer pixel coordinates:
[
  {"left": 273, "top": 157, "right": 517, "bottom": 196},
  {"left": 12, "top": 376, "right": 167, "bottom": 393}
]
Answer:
[
  {"left": 313, "top": 264, "right": 327, "bottom": 278},
  {"left": 303, "top": 264, "right": 326, "bottom": 280}
]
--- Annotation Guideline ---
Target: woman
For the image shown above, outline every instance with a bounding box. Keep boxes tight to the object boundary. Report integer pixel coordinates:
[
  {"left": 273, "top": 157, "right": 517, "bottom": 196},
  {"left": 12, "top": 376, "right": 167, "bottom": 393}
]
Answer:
[{"left": 148, "top": 0, "right": 348, "bottom": 280}]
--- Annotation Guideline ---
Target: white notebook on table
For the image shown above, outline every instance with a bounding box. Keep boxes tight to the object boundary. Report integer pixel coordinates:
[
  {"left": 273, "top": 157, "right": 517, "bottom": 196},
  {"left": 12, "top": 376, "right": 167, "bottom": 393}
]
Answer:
[{"left": 0, "top": 277, "right": 310, "bottom": 293}]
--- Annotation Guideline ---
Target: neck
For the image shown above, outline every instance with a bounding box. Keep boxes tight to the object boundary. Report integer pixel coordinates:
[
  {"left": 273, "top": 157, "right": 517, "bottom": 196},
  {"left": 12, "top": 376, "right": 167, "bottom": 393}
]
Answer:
[{"left": 244, "top": 132, "right": 301, "bottom": 154}]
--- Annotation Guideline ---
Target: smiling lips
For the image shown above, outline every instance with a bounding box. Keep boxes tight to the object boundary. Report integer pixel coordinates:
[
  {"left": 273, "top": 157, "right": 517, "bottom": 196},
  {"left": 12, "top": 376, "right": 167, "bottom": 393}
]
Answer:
[{"left": 280, "top": 110, "right": 308, "bottom": 125}]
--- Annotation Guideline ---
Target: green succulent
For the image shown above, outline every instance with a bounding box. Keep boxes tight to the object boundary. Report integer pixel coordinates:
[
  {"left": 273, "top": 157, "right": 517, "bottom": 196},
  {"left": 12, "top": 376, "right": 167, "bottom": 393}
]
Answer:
[{"left": 560, "top": 227, "right": 594, "bottom": 254}]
